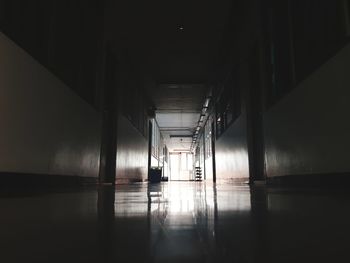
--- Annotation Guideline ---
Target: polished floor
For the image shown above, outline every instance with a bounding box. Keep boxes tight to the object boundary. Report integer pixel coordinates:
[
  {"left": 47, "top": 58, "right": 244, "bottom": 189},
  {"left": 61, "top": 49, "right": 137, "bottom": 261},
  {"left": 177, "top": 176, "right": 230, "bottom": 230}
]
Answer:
[{"left": 1, "top": 181, "right": 350, "bottom": 262}]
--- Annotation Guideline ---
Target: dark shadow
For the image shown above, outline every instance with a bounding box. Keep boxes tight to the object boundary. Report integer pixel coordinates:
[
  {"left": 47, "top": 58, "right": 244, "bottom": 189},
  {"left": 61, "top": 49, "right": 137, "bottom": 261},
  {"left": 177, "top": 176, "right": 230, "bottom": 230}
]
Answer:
[{"left": 97, "top": 185, "right": 115, "bottom": 262}]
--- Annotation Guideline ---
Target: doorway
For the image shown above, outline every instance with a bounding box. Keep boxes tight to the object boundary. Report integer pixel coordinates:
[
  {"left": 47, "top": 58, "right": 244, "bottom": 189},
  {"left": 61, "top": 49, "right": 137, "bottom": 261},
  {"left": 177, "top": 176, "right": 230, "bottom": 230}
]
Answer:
[{"left": 170, "top": 152, "right": 194, "bottom": 181}]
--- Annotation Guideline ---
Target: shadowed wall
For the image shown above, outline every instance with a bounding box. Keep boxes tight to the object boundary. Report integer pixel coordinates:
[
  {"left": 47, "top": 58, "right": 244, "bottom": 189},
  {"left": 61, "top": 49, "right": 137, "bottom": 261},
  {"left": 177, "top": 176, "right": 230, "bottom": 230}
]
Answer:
[
  {"left": 115, "top": 115, "right": 149, "bottom": 183},
  {"left": 0, "top": 33, "right": 101, "bottom": 179},
  {"left": 264, "top": 43, "right": 350, "bottom": 179}
]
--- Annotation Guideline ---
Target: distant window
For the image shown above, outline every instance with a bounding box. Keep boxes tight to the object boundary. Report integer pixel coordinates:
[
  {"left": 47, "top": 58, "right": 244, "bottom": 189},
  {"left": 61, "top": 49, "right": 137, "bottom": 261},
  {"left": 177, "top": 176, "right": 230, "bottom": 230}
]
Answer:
[
  {"left": 215, "top": 70, "right": 241, "bottom": 139},
  {"left": 216, "top": 108, "right": 222, "bottom": 139},
  {"left": 204, "top": 120, "right": 212, "bottom": 159}
]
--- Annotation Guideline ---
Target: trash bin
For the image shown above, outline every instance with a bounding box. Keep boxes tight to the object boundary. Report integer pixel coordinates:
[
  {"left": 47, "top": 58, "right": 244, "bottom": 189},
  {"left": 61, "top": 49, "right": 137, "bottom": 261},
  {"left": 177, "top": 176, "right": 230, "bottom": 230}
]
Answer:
[
  {"left": 161, "top": 176, "right": 169, "bottom": 182},
  {"left": 149, "top": 167, "right": 162, "bottom": 183}
]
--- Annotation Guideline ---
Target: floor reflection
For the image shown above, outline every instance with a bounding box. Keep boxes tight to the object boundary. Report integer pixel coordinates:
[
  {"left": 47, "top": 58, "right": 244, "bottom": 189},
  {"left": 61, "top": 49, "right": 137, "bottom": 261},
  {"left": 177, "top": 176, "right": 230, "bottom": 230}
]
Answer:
[
  {"left": 111, "top": 182, "right": 254, "bottom": 262},
  {"left": 1, "top": 182, "right": 350, "bottom": 262},
  {"left": 114, "top": 182, "right": 252, "bottom": 217}
]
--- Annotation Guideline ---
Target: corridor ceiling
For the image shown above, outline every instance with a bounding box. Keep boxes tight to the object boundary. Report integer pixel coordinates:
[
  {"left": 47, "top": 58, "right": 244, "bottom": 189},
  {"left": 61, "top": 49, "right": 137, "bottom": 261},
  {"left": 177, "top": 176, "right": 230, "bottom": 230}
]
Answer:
[{"left": 105, "top": 0, "right": 233, "bottom": 151}]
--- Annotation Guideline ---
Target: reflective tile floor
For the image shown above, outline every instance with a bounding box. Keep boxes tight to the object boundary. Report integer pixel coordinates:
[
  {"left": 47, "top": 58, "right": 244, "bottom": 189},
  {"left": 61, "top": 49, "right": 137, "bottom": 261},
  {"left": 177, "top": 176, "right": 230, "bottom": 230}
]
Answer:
[{"left": 1, "top": 182, "right": 350, "bottom": 262}]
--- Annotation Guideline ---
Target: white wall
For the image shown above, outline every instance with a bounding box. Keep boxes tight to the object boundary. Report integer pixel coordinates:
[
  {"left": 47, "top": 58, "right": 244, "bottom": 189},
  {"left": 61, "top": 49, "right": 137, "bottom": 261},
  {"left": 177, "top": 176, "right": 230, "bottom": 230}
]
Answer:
[
  {"left": 115, "top": 115, "right": 148, "bottom": 182},
  {"left": 264, "top": 43, "right": 350, "bottom": 178},
  {"left": 0, "top": 33, "right": 101, "bottom": 178},
  {"left": 215, "top": 115, "right": 250, "bottom": 180}
]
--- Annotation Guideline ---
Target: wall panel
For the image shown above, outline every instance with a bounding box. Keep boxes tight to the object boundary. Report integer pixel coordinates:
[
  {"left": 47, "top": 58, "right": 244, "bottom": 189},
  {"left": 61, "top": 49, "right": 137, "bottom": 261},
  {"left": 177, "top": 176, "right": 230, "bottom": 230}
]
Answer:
[
  {"left": 0, "top": 33, "right": 101, "bottom": 179},
  {"left": 215, "top": 115, "right": 250, "bottom": 180},
  {"left": 264, "top": 43, "right": 350, "bottom": 178},
  {"left": 115, "top": 115, "right": 149, "bottom": 182}
]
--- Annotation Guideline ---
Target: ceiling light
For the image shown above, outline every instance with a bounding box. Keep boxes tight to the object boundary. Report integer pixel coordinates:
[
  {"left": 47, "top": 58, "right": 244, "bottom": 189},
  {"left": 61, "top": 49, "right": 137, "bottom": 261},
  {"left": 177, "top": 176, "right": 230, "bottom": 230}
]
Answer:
[{"left": 168, "top": 84, "right": 180, "bottom": 89}]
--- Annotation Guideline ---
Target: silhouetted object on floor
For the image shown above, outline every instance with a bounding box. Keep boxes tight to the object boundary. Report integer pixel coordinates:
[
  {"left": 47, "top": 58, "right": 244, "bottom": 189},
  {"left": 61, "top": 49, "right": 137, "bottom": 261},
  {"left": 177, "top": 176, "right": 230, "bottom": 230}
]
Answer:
[
  {"left": 149, "top": 167, "right": 162, "bottom": 183},
  {"left": 161, "top": 176, "right": 169, "bottom": 182}
]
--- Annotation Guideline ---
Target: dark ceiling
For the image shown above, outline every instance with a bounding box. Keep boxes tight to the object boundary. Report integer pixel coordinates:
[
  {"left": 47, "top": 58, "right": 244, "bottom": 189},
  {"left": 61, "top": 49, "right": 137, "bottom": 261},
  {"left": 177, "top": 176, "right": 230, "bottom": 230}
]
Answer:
[
  {"left": 105, "top": 0, "right": 233, "bottom": 150},
  {"left": 153, "top": 84, "right": 206, "bottom": 112},
  {"left": 105, "top": 0, "right": 233, "bottom": 89}
]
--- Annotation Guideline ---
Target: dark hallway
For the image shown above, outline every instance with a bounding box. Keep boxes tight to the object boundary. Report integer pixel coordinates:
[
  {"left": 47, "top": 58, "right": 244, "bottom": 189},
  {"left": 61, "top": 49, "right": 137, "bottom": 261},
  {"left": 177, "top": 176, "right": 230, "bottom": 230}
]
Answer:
[{"left": 1, "top": 0, "right": 350, "bottom": 262}]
